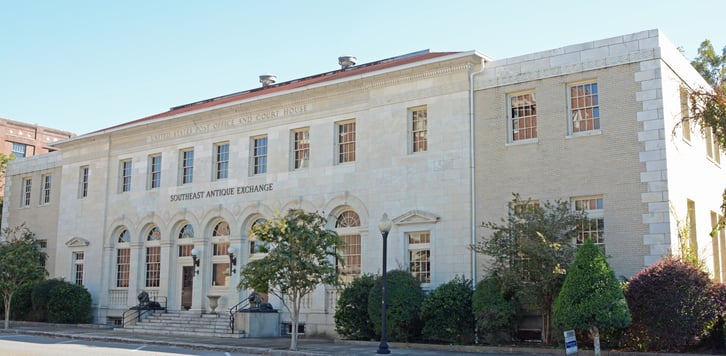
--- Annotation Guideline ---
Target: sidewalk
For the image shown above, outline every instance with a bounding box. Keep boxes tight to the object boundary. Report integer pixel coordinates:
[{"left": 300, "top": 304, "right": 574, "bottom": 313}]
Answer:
[{"left": 0, "top": 322, "right": 712, "bottom": 356}]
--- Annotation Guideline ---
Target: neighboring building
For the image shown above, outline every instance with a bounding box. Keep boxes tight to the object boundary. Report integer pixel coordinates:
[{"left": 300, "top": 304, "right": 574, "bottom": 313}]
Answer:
[
  {"left": 2, "top": 29, "right": 724, "bottom": 336},
  {"left": 0, "top": 118, "right": 74, "bottom": 197}
]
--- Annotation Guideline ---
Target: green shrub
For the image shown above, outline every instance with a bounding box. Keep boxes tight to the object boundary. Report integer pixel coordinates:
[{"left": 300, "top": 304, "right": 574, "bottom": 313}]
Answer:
[
  {"left": 624, "top": 257, "right": 715, "bottom": 352},
  {"left": 31, "top": 279, "right": 66, "bottom": 321},
  {"left": 472, "top": 275, "right": 519, "bottom": 344},
  {"left": 421, "top": 275, "right": 474, "bottom": 343},
  {"left": 10, "top": 282, "right": 36, "bottom": 321},
  {"left": 47, "top": 282, "right": 92, "bottom": 324},
  {"left": 335, "top": 274, "right": 376, "bottom": 340},
  {"left": 367, "top": 270, "right": 424, "bottom": 342}
]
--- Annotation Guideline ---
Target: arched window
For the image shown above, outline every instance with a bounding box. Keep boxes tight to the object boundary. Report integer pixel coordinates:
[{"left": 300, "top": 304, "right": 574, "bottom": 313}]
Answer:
[
  {"left": 118, "top": 229, "right": 131, "bottom": 243},
  {"left": 177, "top": 223, "right": 194, "bottom": 257},
  {"left": 144, "top": 225, "right": 161, "bottom": 288},
  {"left": 116, "top": 227, "right": 130, "bottom": 288},
  {"left": 249, "top": 218, "right": 268, "bottom": 255},
  {"left": 178, "top": 224, "right": 194, "bottom": 239},
  {"left": 212, "top": 220, "right": 230, "bottom": 287},
  {"left": 147, "top": 226, "right": 161, "bottom": 241},
  {"left": 213, "top": 221, "right": 230, "bottom": 237},
  {"left": 336, "top": 210, "right": 361, "bottom": 282}
]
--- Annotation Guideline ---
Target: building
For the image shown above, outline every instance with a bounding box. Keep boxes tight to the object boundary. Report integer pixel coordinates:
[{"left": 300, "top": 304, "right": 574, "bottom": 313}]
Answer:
[
  {"left": 0, "top": 118, "right": 74, "bottom": 197},
  {"left": 2, "top": 29, "right": 724, "bottom": 336}
]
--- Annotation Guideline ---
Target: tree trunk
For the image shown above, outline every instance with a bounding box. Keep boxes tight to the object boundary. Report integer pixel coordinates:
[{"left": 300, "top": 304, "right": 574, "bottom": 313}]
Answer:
[
  {"left": 4, "top": 294, "right": 12, "bottom": 330},
  {"left": 289, "top": 297, "right": 299, "bottom": 351},
  {"left": 541, "top": 307, "right": 551, "bottom": 344},
  {"left": 591, "top": 326, "right": 601, "bottom": 356}
]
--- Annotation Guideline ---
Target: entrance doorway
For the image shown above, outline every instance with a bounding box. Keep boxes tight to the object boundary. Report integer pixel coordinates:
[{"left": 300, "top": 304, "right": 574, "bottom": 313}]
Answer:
[{"left": 181, "top": 266, "right": 194, "bottom": 310}]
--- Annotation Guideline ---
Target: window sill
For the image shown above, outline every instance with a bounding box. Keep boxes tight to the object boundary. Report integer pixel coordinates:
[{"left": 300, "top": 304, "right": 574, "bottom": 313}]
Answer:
[
  {"left": 506, "top": 138, "right": 539, "bottom": 146},
  {"left": 566, "top": 129, "right": 602, "bottom": 139}
]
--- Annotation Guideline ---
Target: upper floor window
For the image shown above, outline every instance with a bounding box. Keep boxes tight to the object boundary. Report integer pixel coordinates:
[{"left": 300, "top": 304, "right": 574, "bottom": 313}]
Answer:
[
  {"left": 292, "top": 129, "right": 310, "bottom": 170},
  {"left": 336, "top": 120, "right": 356, "bottom": 163},
  {"left": 11, "top": 142, "right": 27, "bottom": 158},
  {"left": 214, "top": 143, "right": 229, "bottom": 180},
  {"left": 680, "top": 87, "right": 692, "bottom": 142},
  {"left": 410, "top": 106, "right": 428, "bottom": 153},
  {"left": 180, "top": 149, "right": 194, "bottom": 184},
  {"left": 40, "top": 174, "right": 52, "bottom": 204},
  {"left": 22, "top": 177, "right": 32, "bottom": 207},
  {"left": 508, "top": 92, "right": 537, "bottom": 142},
  {"left": 78, "top": 166, "right": 89, "bottom": 198},
  {"left": 149, "top": 154, "right": 162, "bottom": 189},
  {"left": 574, "top": 196, "right": 604, "bottom": 247},
  {"left": 251, "top": 136, "right": 268, "bottom": 175},
  {"left": 706, "top": 128, "right": 721, "bottom": 165},
  {"left": 119, "top": 159, "right": 132, "bottom": 193},
  {"left": 568, "top": 81, "right": 600, "bottom": 134}
]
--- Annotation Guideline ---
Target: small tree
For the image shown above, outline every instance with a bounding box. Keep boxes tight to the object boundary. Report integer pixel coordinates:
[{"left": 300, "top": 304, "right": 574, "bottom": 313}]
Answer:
[
  {"left": 471, "top": 194, "right": 586, "bottom": 344},
  {"left": 0, "top": 224, "right": 46, "bottom": 329},
  {"left": 553, "top": 239, "right": 631, "bottom": 356},
  {"left": 421, "top": 275, "right": 474, "bottom": 343},
  {"left": 238, "top": 209, "right": 343, "bottom": 351},
  {"left": 335, "top": 274, "right": 376, "bottom": 340}
]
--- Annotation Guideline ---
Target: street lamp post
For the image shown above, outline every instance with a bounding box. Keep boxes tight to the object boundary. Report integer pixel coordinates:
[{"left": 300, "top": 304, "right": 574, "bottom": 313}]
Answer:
[{"left": 377, "top": 213, "right": 392, "bottom": 354}]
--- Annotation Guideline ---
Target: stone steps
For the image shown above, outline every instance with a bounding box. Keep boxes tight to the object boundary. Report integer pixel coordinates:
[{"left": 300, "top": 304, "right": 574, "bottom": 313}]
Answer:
[{"left": 117, "top": 311, "right": 245, "bottom": 338}]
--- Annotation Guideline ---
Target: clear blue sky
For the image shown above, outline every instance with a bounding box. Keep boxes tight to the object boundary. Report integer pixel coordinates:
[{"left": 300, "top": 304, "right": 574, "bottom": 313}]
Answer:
[{"left": 1, "top": 0, "right": 724, "bottom": 135}]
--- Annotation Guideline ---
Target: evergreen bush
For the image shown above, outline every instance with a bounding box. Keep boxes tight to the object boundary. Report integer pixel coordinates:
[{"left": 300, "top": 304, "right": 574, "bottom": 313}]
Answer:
[
  {"left": 421, "top": 275, "right": 474, "bottom": 343},
  {"left": 472, "top": 275, "right": 519, "bottom": 344},
  {"left": 10, "top": 282, "right": 35, "bottom": 321},
  {"left": 334, "top": 274, "right": 376, "bottom": 340},
  {"left": 367, "top": 270, "right": 424, "bottom": 342},
  {"left": 31, "top": 279, "right": 66, "bottom": 321},
  {"left": 47, "top": 282, "right": 92, "bottom": 324}
]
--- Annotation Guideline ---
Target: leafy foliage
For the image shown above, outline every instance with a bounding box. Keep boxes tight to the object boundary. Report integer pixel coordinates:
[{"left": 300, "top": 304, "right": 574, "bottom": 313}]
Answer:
[
  {"left": 472, "top": 275, "right": 519, "bottom": 344},
  {"left": 367, "top": 270, "right": 425, "bottom": 342},
  {"left": 421, "top": 276, "right": 474, "bottom": 343},
  {"left": 623, "top": 257, "right": 715, "bottom": 352},
  {"left": 47, "top": 282, "right": 92, "bottom": 324},
  {"left": 334, "top": 274, "right": 376, "bottom": 340},
  {"left": 691, "top": 39, "right": 726, "bottom": 91},
  {"left": 0, "top": 224, "right": 46, "bottom": 329},
  {"left": 471, "top": 194, "right": 586, "bottom": 344},
  {"left": 238, "top": 209, "right": 343, "bottom": 350},
  {"left": 31, "top": 279, "right": 67, "bottom": 321},
  {"left": 9, "top": 282, "right": 34, "bottom": 321},
  {"left": 553, "top": 239, "right": 630, "bottom": 356}
]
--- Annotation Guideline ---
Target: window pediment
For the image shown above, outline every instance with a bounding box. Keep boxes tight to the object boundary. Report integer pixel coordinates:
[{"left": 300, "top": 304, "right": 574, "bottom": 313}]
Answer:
[
  {"left": 392, "top": 210, "right": 439, "bottom": 225},
  {"left": 65, "top": 237, "right": 90, "bottom": 247}
]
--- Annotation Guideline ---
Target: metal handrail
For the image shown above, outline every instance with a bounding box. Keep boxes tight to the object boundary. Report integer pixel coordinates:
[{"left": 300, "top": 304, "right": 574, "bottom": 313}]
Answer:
[
  {"left": 228, "top": 298, "right": 249, "bottom": 333},
  {"left": 121, "top": 296, "right": 167, "bottom": 328}
]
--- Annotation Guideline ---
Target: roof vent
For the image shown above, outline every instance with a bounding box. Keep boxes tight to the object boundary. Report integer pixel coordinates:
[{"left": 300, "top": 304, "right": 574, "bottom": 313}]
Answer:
[
  {"left": 338, "top": 56, "right": 357, "bottom": 69},
  {"left": 259, "top": 74, "right": 277, "bottom": 87}
]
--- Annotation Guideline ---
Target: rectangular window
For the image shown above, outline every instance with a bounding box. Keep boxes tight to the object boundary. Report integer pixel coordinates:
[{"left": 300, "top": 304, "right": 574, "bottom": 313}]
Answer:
[
  {"left": 712, "top": 212, "right": 722, "bottom": 282},
  {"left": 11, "top": 142, "right": 26, "bottom": 158},
  {"left": 73, "top": 251, "right": 84, "bottom": 285},
  {"left": 706, "top": 128, "right": 721, "bottom": 164},
  {"left": 214, "top": 143, "right": 229, "bottom": 180},
  {"left": 574, "top": 196, "right": 605, "bottom": 246},
  {"left": 340, "top": 234, "right": 361, "bottom": 282},
  {"left": 509, "top": 92, "right": 537, "bottom": 142},
  {"left": 178, "top": 244, "right": 194, "bottom": 257},
  {"left": 568, "top": 81, "right": 600, "bottom": 134},
  {"left": 120, "top": 159, "right": 132, "bottom": 192},
  {"left": 180, "top": 149, "right": 194, "bottom": 184},
  {"left": 292, "top": 129, "right": 310, "bottom": 169},
  {"left": 116, "top": 248, "right": 130, "bottom": 288},
  {"left": 213, "top": 242, "right": 229, "bottom": 256},
  {"left": 337, "top": 120, "right": 356, "bottom": 163},
  {"left": 79, "top": 166, "right": 89, "bottom": 198},
  {"left": 22, "top": 177, "right": 31, "bottom": 207},
  {"left": 680, "top": 87, "right": 692, "bottom": 142},
  {"left": 40, "top": 175, "right": 52, "bottom": 204},
  {"left": 37, "top": 240, "right": 47, "bottom": 249},
  {"left": 407, "top": 231, "right": 431, "bottom": 284},
  {"left": 410, "top": 107, "right": 428, "bottom": 152},
  {"left": 212, "top": 263, "right": 229, "bottom": 286},
  {"left": 719, "top": 214, "right": 726, "bottom": 283},
  {"left": 145, "top": 246, "right": 161, "bottom": 288},
  {"left": 251, "top": 136, "right": 268, "bottom": 175},
  {"left": 149, "top": 154, "right": 162, "bottom": 189},
  {"left": 687, "top": 199, "right": 698, "bottom": 258}
]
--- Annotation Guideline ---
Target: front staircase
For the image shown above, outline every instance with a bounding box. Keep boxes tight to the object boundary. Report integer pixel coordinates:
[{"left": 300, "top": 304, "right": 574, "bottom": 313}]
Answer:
[{"left": 116, "top": 311, "right": 244, "bottom": 338}]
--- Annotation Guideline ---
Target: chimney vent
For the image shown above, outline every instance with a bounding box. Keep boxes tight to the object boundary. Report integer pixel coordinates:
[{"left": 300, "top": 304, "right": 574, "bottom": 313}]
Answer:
[
  {"left": 338, "top": 56, "right": 357, "bottom": 69},
  {"left": 259, "top": 74, "right": 277, "bottom": 87}
]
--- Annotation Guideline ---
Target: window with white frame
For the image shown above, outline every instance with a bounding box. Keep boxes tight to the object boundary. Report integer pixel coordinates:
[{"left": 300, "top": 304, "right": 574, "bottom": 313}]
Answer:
[
  {"left": 72, "top": 251, "right": 84, "bottom": 285},
  {"left": 214, "top": 142, "right": 229, "bottom": 180},
  {"left": 149, "top": 154, "right": 161, "bottom": 189},
  {"left": 292, "top": 128, "right": 310, "bottom": 170},
  {"left": 22, "top": 177, "right": 32, "bottom": 207},
  {"left": 410, "top": 106, "right": 428, "bottom": 153},
  {"left": 116, "top": 241, "right": 130, "bottom": 288},
  {"left": 712, "top": 211, "right": 723, "bottom": 282},
  {"left": 335, "top": 210, "right": 361, "bottom": 283},
  {"left": 78, "top": 166, "right": 89, "bottom": 198},
  {"left": 251, "top": 136, "right": 268, "bottom": 175},
  {"left": 687, "top": 199, "right": 698, "bottom": 258},
  {"left": 178, "top": 223, "right": 194, "bottom": 257},
  {"left": 180, "top": 149, "right": 194, "bottom": 184},
  {"left": 119, "top": 159, "right": 132, "bottom": 192},
  {"left": 145, "top": 246, "right": 161, "bottom": 288},
  {"left": 147, "top": 226, "right": 161, "bottom": 241},
  {"left": 706, "top": 128, "right": 721, "bottom": 165},
  {"left": 212, "top": 221, "right": 231, "bottom": 287},
  {"left": 11, "top": 142, "right": 27, "bottom": 158},
  {"left": 508, "top": 92, "right": 537, "bottom": 142},
  {"left": 407, "top": 231, "right": 430, "bottom": 284},
  {"left": 680, "top": 87, "right": 692, "bottom": 142},
  {"left": 568, "top": 81, "right": 600, "bottom": 134},
  {"left": 573, "top": 196, "right": 605, "bottom": 247},
  {"left": 336, "top": 120, "right": 356, "bottom": 163},
  {"left": 40, "top": 174, "right": 52, "bottom": 204}
]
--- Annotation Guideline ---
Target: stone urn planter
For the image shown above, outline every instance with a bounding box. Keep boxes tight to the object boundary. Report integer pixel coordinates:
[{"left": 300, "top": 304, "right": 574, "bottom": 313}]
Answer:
[{"left": 207, "top": 295, "right": 221, "bottom": 313}]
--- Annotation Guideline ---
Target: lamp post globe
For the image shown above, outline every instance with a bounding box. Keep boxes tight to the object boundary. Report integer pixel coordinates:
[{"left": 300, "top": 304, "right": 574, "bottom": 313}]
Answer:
[{"left": 377, "top": 213, "right": 392, "bottom": 354}]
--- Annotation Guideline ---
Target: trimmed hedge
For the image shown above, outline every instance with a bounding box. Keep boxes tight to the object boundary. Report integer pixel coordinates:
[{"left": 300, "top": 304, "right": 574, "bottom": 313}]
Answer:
[
  {"left": 47, "top": 282, "right": 92, "bottom": 324},
  {"left": 334, "top": 274, "right": 376, "bottom": 340},
  {"left": 421, "top": 275, "right": 474, "bottom": 343},
  {"left": 472, "top": 275, "right": 518, "bottom": 344},
  {"left": 367, "top": 270, "right": 424, "bottom": 342}
]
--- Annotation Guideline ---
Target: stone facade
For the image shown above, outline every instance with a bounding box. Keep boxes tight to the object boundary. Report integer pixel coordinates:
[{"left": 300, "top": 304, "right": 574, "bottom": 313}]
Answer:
[{"left": 2, "top": 29, "right": 724, "bottom": 335}]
